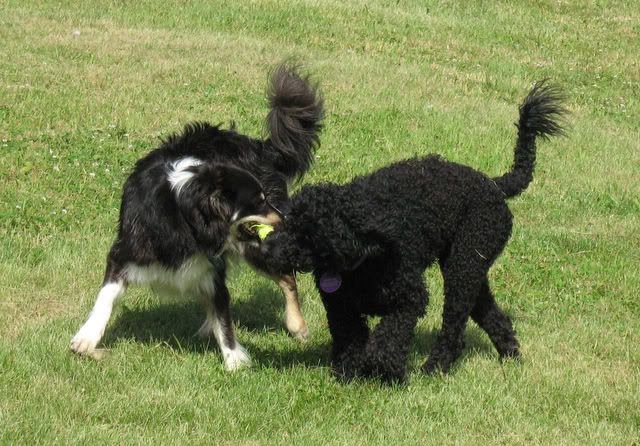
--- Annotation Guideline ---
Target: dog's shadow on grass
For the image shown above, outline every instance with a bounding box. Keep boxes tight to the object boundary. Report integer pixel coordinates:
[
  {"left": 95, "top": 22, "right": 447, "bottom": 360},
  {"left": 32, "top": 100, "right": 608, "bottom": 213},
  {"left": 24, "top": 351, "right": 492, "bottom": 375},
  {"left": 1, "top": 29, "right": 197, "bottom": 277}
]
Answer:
[
  {"left": 103, "top": 285, "right": 504, "bottom": 370},
  {"left": 103, "top": 285, "right": 331, "bottom": 369},
  {"left": 231, "top": 285, "right": 288, "bottom": 334}
]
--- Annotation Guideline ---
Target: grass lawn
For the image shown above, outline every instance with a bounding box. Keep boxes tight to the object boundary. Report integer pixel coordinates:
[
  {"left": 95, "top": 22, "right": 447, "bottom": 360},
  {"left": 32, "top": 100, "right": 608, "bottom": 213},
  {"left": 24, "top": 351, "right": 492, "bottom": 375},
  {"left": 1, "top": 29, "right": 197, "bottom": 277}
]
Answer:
[{"left": 1, "top": 0, "right": 638, "bottom": 444}]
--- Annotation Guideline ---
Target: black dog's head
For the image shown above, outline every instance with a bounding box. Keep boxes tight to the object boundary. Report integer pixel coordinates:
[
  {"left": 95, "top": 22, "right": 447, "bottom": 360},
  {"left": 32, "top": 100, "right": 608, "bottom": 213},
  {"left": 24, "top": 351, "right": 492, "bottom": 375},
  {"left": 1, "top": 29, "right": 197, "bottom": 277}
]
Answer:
[{"left": 252, "top": 184, "right": 373, "bottom": 276}]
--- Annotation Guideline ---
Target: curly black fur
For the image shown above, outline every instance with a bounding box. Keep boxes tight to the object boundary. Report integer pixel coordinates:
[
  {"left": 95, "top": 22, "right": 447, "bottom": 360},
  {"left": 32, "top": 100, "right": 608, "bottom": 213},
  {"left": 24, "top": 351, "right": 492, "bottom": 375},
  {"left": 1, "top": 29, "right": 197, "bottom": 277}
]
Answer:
[
  {"left": 259, "top": 82, "right": 567, "bottom": 384},
  {"left": 495, "top": 81, "right": 567, "bottom": 198}
]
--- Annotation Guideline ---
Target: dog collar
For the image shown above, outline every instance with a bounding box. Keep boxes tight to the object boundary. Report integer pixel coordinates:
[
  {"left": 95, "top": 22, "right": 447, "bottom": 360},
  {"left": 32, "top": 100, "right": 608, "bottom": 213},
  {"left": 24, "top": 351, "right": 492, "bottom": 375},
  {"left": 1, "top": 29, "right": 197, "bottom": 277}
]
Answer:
[{"left": 317, "top": 253, "right": 368, "bottom": 294}]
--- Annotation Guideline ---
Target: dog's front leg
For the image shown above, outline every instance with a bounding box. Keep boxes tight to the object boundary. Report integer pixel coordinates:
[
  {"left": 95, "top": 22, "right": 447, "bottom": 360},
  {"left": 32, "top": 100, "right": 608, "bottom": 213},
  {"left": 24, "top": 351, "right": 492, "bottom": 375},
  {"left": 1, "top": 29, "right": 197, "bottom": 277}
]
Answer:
[
  {"left": 276, "top": 275, "right": 308, "bottom": 341},
  {"left": 196, "top": 263, "right": 251, "bottom": 371},
  {"left": 361, "top": 305, "right": 422, "bottom": 385},
  {"left": 71, "top": 280, "right": 126, "bottom": 357},
  {"left": 321, "top": 292, "right": 370, "bottom": 383}
]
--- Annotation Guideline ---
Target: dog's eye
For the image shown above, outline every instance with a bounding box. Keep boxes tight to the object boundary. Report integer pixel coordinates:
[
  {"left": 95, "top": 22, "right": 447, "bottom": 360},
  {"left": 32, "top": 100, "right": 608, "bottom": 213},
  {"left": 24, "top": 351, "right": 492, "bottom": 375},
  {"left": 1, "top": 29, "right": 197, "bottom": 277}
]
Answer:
[{"left": 259, "top": 193, "right": 266, "bottom": 202}]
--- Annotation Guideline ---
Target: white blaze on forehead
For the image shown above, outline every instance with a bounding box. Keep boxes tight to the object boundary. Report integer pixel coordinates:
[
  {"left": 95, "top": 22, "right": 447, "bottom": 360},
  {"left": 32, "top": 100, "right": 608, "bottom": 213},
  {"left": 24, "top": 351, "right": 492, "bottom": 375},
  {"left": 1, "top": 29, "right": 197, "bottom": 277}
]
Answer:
[{"left": 167, "top": 157, "right": 203, "bottom": 196}]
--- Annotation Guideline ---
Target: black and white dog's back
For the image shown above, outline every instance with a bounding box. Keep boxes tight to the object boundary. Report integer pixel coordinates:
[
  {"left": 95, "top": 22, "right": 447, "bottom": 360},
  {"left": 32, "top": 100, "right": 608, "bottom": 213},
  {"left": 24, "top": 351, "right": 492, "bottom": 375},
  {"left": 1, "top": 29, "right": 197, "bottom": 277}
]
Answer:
[{"left": 70, "top": 64, "right": 323, "bottom": 370}]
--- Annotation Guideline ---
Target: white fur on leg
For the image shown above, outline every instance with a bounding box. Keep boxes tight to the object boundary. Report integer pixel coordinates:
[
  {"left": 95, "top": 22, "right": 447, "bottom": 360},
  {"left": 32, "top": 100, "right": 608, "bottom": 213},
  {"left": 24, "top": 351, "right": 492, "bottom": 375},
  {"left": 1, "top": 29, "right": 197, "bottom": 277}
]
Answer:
[
  {"left": 70, "top": 282, "right": 125, "bottom": 355},
  {"left": 208, "top": 314, "right": 251, "bottom": 371},
  {"left": 222, "top": 343, "right": 251, "bottom": 371}
]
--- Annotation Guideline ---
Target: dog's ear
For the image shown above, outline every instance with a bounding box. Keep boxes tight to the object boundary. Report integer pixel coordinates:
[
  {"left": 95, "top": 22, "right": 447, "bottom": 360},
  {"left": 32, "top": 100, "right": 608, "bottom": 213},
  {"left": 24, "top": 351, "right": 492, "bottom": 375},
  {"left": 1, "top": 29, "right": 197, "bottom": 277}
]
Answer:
[
  {"left": 204, "top": 164, "right": 239, "bottom": 218},
  {"left": 172, "top": 168, "right": 223, "bottom": 256},
  {"left": 207, "top": 164, "right": 266, "bottom": 221},
  {"left": 182, "top": 164, "right": 264, "bottom": 219},
  {"left": 174, "top": 164, "right": 262, "bottom": 256}
]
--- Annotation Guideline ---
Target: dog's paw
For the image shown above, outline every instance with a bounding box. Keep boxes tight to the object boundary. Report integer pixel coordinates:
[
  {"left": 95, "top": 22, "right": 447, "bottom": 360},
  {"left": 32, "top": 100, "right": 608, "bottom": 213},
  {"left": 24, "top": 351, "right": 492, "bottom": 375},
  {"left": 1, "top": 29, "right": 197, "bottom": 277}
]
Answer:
[
  {"left": 70, "top": 324, "right": 104, "bottom": 355},
  {"left": 331, "top": 360, "right": 361, "bottom": 384},
  {"left": 422, "top": 357, "right": 454, "bottom": 376},
  {"left": 289, "top": 323, "right": 309, "bottom": 342},
  {"left": 286, "top": 316, "right": 309, "bottom": 342},
  {"left": 499, "top": 346, "right": 522, "bottom": 365},
  {"left": 223, "top": 344, "right": 252, "bottom": 371},
  {"left": 378, "top": 372, "right": 408, "bottom": 387},
  {"left": 499, "top": 344, "right": 521, "bottom": 360},
  {"left": 367, "top": 363, "right": 408, "bottom": 386}
]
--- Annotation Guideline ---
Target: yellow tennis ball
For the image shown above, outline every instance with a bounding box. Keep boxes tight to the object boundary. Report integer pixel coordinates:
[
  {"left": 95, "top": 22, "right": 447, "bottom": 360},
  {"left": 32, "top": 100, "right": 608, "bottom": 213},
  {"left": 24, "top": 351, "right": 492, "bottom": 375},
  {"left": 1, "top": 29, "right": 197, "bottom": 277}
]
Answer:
[{"left": 251, "top": 223, "right": 274, "bottom": 240}]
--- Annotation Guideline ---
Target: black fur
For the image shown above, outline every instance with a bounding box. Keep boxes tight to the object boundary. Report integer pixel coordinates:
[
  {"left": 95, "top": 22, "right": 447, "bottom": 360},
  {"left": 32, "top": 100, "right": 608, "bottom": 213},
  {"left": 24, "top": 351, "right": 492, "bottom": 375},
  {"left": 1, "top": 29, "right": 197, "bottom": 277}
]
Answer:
[
  {"left": 71, "top": 64, "right": 323, "bottom": 368},
  {"left": 112, "top": 64, "right": 323, "bottom": 271},
  {"left": 267, "top": 63, "right": 324, "bottom": 177},
  {"left": 259, "top": 82, "right": 567, "bottom": 384},
  {"left": 495, "top": 81, "right": 567, "bottom": 198}
]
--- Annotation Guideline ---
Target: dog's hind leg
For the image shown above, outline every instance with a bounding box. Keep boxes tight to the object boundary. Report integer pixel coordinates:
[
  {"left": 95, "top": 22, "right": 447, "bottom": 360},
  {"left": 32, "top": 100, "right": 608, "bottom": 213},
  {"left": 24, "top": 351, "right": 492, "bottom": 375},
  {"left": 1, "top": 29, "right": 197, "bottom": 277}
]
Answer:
[
  {"left": 423, "top": 207, "right": 511, "bottom": 375},
  {"left": 71, "top": 262, "right": 127, "bottom": 357},
  {"left": 196, "top": 261, "right": 251, "bottom": 371},
  {"left": 471, "top": 278, "right": 520, "bottom": 359},
  {"left": 276, "top": 275, "right": 309, "bottom": 341}
]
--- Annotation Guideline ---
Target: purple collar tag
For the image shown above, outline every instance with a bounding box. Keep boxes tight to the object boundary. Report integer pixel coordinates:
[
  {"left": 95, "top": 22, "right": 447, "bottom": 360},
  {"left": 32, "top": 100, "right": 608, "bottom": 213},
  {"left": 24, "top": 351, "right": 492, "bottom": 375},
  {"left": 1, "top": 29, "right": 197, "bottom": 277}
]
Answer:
[{"left": 319, "top": 273, "right": 342, "bottom": 293}]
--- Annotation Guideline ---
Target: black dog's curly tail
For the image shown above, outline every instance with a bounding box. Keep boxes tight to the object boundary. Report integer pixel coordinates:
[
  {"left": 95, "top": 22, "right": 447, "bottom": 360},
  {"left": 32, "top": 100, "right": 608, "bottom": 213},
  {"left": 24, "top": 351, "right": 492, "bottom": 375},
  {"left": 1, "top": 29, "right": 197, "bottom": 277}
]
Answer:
[
  {"left": 494, "top": 81, "right": 568, "bottom": 198},
  {"left": 266, "top": 63, "right": 324, "bottom": 180}
]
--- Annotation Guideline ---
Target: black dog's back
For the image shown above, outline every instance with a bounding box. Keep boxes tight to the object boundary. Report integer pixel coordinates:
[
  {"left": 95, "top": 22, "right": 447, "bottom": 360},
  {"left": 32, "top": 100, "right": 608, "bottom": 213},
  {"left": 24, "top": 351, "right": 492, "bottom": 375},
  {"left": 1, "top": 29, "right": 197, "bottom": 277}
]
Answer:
[{"left": 295, "top": 154, "right": 510, "bottom": 271}]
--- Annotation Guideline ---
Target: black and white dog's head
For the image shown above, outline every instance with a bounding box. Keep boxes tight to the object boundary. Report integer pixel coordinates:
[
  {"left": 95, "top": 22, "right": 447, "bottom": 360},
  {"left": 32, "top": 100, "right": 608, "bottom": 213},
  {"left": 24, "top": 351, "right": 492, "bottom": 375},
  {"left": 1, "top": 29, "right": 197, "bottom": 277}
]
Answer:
[{"left": 167, "top": 157, "right": 283, "bottom": 253}]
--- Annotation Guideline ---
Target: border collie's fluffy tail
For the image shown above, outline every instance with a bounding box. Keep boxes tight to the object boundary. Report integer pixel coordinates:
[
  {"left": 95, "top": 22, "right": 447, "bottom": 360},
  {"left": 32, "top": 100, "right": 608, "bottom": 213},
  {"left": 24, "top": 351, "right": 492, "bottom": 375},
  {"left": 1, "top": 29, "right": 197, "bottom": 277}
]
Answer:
[
  {"left": 494, "top": 81, "right": 567, "bottom": 198},
  {"left": 266, "top": 63, "right": 324, "bottom": 179}
]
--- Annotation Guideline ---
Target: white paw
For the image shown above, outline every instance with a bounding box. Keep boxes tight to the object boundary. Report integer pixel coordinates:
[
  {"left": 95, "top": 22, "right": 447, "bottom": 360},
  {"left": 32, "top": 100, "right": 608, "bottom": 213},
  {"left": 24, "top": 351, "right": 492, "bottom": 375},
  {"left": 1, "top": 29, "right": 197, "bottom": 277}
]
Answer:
[
  {"left": 287, "top": 318, "right": 309, "bottom": 342},
  {"left": 223, "top": 344, "right": 251, "bottom": 371},
  {"left": 70, "top": 323, "right": 103, "bottom": 355}
]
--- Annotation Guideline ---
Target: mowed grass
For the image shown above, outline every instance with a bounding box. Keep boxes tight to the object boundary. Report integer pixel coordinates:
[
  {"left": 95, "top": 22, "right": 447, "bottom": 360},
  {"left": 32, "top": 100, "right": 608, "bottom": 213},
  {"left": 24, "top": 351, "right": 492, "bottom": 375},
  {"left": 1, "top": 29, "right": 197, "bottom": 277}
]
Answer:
[{"left": 1, "top": 0, "right": 638, "bottom": 444}]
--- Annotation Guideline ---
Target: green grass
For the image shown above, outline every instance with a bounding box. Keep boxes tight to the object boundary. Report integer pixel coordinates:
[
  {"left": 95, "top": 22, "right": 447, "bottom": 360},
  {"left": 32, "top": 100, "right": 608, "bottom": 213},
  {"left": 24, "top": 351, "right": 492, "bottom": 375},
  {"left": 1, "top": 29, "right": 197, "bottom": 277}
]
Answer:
[{"left": 1, "top": 0, "right": 639, "bottom": 444}]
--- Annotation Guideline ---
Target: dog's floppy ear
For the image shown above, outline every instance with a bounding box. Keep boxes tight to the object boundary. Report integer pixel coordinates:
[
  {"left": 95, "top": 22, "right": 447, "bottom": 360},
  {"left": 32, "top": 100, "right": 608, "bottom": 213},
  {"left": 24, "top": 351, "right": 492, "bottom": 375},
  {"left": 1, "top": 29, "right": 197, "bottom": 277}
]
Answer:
[
  {"left": 204, "top": 164, "right": 240, "bottom": 218},
  {"left": 175, "top": 163, "right": 262, "bottom": 256},
  {"left": 287, "top": 184, "right": 386, "bottom": 270},
  {"left": 181, "top": 163, "right": 263, "bottom": 217}
]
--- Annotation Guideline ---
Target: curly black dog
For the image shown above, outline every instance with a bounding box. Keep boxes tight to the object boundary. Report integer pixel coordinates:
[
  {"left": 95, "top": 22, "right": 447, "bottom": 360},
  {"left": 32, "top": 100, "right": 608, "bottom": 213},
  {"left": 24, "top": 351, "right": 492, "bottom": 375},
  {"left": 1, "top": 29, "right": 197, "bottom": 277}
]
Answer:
[
  {"left": 70, "top": 64, "right": 323, "bottom": 370},
  {"left": 253, "top": 82, "right": 566, "bottom": 383}
]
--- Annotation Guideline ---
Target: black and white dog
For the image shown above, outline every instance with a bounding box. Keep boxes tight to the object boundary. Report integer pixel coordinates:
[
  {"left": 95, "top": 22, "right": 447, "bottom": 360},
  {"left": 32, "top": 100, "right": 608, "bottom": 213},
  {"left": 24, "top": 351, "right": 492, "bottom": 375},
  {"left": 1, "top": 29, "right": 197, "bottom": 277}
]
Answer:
[{"left": 70, "top": 64, "right": 323, "bottom": 370}]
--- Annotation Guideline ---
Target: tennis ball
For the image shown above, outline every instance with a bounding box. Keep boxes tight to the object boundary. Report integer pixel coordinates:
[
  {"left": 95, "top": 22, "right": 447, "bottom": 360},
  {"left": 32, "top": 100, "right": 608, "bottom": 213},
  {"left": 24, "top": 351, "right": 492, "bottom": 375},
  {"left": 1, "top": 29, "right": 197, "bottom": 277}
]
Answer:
[{"left": 251, "top": 223, "right": 274, "bottom": 240}]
